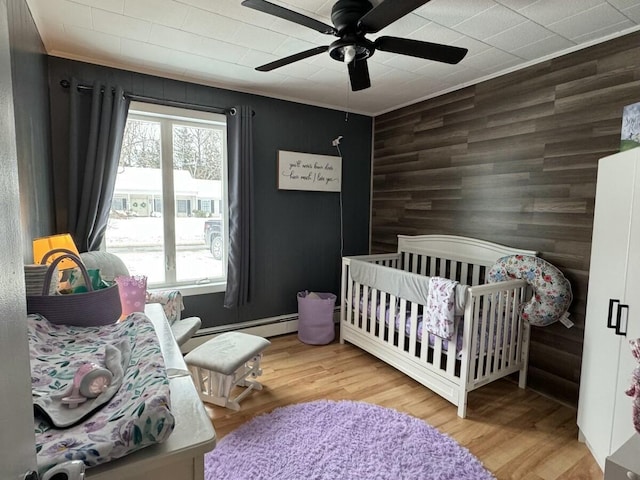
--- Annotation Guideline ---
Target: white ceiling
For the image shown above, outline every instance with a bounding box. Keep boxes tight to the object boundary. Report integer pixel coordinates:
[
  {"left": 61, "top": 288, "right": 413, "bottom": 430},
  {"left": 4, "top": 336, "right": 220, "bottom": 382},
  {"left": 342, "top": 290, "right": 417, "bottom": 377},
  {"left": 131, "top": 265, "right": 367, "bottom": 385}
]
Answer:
[{"left": 25, "top": 0, "right": 640, "bottom": 116}]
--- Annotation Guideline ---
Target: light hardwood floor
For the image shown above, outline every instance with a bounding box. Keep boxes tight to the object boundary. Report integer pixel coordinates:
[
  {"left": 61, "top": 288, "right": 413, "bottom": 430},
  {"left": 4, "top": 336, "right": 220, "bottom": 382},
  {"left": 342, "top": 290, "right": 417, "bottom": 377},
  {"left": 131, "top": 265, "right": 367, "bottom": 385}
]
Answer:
[{"left": 204, "top": 333, "right": 602, "bottom": 480}]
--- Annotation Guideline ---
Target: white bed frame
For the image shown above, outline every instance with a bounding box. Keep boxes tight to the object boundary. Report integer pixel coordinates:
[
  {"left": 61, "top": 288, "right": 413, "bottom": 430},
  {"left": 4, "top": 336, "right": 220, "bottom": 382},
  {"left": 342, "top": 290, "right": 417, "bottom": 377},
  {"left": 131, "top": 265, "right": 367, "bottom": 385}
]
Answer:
[{"left": 340, "top": 235, "right": 537, "bottom": 418}]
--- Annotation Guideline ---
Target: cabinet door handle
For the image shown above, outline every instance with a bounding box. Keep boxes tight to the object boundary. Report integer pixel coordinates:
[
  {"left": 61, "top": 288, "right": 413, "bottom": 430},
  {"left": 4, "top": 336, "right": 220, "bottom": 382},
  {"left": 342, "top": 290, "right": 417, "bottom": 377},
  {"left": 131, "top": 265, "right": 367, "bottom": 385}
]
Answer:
[
  {"left": 608, "top": 299, "right": 620, "bottom": 329},
  {"left": 616, "top": 304, "right": 629, "bottom": 336}
]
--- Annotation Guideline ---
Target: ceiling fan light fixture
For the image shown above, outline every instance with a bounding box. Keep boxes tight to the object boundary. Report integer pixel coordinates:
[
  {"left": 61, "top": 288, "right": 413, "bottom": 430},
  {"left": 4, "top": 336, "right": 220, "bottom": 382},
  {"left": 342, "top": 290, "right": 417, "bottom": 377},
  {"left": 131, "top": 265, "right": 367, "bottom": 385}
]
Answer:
[
  {"left": 343, "top": 45, "right": 356, "bottom": 64},
  {"left": 329, "top": 37, "right": 374, "bottom": 64}
]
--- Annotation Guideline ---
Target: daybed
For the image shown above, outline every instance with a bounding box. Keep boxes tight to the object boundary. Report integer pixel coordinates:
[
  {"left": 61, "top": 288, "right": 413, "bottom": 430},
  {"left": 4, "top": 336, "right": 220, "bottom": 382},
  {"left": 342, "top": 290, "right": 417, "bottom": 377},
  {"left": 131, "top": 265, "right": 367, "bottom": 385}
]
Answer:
[
  {"left": 340, "top": 235, "right": 537, "bottom": 418},
  {"left": 31, "top": 303, "right": 215, "bottom": 480}
]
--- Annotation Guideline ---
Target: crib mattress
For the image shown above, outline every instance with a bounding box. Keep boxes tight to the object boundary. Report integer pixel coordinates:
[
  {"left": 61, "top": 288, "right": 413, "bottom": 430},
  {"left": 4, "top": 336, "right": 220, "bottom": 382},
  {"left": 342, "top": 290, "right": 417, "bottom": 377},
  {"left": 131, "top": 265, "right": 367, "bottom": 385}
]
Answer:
[{"left": 29, "top": 312, "right": 175, "bottom": 475}]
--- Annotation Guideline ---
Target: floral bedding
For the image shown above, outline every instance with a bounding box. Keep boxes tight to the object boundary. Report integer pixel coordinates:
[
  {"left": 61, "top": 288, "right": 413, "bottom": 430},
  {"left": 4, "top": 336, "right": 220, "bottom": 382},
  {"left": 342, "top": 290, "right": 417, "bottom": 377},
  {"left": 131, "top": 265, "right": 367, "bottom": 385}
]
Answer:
[{"left": 29, "top": 312, "right": 175, "bottom": 475}]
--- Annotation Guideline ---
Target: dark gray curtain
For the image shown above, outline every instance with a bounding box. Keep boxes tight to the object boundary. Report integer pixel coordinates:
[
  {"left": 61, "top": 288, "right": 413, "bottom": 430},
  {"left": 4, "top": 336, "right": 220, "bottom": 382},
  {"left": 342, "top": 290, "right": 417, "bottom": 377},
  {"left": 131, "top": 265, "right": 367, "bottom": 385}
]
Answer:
[
  {"left": 224, "top": 106, "right": 254, "bottom": 308},
  {"left": 66, "top": 79, "right": 130, "bottom": 252}
]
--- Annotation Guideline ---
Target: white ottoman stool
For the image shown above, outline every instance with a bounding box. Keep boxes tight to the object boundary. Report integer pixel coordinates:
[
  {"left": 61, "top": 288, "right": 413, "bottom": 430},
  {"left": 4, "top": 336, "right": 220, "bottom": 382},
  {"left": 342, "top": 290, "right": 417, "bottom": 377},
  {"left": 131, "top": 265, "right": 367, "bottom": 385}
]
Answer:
[{"left": 185, "top": 332, "right": 270, "bottom": 411}]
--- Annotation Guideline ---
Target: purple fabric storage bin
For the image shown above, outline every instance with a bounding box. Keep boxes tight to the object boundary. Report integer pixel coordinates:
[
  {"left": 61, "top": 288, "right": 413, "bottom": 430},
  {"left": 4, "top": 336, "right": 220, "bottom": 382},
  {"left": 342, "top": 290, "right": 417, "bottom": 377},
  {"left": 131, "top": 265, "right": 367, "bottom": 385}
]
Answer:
[{"left": 297, "top": 291, "right": 336, "bottom": 345}]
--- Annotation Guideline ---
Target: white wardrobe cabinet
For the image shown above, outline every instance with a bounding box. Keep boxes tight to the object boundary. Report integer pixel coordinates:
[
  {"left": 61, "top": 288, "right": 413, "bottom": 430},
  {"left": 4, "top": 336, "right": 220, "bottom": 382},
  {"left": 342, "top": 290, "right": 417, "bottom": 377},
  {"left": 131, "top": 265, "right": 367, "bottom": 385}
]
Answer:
[{"left": 578, "top": 148, "right": 640, "bottom": 470}]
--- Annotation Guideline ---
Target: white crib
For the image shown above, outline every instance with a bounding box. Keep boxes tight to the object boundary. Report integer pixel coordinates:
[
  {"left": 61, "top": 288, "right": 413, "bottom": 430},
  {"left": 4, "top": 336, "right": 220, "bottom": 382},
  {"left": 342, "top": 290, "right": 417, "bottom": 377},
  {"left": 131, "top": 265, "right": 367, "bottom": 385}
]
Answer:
[{"left": 340, "top": 235, "right": 537, "bottom": 418}]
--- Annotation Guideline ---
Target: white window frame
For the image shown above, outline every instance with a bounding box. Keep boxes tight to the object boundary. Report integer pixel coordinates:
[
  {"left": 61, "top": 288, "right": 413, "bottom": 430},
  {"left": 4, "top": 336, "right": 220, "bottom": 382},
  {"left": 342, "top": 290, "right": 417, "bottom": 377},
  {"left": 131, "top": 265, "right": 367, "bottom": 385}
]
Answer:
[{"left": 125, "top": 101, "right": 228, "bottom": 296}]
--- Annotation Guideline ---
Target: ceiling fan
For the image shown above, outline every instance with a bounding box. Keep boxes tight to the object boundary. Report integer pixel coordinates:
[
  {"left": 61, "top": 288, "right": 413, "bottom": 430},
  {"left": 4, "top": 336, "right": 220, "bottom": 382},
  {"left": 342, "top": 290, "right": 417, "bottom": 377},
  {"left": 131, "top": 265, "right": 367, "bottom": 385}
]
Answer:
[{"left": 241, "top": 0, "right": 468, "bottom": 91}]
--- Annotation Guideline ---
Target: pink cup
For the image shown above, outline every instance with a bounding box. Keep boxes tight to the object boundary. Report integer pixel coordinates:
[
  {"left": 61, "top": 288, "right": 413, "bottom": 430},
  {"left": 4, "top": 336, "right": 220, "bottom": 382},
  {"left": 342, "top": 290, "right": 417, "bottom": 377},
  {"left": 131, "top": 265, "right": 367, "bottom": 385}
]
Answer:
[{"left": 115, "top": 275, "right": 147, "bottom": 317}]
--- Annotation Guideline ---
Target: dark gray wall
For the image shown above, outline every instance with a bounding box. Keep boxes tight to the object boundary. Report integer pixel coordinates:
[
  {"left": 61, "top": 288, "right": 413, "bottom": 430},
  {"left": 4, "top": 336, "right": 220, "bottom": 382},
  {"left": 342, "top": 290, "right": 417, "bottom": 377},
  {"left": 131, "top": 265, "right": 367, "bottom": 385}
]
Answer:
[
  {"left": 47, "top": 58, "right": 373, "bottom": 328},
  {"left": 8, "top": 0, "right": 54, "bottom": 260}
]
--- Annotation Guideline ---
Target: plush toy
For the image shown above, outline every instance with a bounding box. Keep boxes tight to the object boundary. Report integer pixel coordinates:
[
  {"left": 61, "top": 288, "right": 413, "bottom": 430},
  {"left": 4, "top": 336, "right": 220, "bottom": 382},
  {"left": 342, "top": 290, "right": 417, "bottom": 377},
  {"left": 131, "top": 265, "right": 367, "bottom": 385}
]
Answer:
[
  {"left": 61, "top": 362, "right": 113, "bottom": 408},
  {"left": 625, "top": 339, "right": 640, "bottom": 434}
]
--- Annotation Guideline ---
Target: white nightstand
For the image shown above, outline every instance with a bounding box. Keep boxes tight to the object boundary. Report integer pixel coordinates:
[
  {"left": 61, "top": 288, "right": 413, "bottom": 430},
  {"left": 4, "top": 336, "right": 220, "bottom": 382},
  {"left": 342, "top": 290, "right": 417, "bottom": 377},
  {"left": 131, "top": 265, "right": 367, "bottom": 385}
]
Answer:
[{"left": 605, "top": 434, "right": 640, "bottom": 480}]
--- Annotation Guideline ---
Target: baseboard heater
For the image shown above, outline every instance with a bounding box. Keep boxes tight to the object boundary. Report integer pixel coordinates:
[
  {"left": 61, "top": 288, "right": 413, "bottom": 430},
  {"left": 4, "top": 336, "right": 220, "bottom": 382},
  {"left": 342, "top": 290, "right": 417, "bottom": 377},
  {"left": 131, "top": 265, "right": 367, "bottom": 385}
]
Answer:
[{"left": 180, "top": 307, "right": 340, "bottom": 353}]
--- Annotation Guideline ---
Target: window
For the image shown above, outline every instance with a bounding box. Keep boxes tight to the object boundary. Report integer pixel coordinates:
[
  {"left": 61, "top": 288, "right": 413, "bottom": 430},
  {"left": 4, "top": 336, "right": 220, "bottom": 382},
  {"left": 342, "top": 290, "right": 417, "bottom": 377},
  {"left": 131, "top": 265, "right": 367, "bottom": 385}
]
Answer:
[{"left": 106, "top": 101, "right": 227, "bottom": 293}]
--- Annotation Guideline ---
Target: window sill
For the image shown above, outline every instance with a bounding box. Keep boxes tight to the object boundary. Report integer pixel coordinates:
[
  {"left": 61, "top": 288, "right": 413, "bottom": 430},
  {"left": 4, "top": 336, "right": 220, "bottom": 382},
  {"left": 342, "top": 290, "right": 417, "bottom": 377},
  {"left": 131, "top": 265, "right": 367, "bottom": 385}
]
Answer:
[{"left": 148, "top": 281, "right": 226, "bottom": 297}]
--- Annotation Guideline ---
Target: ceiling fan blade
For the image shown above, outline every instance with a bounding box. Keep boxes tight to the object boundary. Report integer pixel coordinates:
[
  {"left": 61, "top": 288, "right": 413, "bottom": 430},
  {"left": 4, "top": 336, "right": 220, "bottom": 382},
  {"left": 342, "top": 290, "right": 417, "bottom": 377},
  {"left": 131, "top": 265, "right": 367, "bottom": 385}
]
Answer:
[
  {"left": 256, "top": 46, "right": 329, "bottom": 71},
  {"left": 348, "top": 59, "right": 371, "bottom": 91},
  {"left": 242, "top": 0, "right": 336, "bottom": 35},
  {"left": 375, "top": 36, "right": 468, "bottom": 64},
  {"left": 359, "top": 0, "right": 431, "bottom": 34}
]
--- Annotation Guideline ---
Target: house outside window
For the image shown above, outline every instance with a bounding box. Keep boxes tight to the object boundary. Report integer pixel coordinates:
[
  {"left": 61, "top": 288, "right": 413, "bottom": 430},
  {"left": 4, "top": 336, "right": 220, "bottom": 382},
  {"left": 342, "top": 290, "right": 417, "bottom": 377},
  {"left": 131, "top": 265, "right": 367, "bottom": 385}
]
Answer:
[{"left": 106, "top": 101, "right": 228, "bottom": 294}]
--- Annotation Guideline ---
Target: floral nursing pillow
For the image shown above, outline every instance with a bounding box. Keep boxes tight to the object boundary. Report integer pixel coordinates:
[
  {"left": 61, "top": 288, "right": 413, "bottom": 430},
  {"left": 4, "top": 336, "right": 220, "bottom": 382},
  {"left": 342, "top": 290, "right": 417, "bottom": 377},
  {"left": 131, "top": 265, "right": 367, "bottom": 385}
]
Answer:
[{"left": 487, "top": 255, "right": 572, "bottom": 327}]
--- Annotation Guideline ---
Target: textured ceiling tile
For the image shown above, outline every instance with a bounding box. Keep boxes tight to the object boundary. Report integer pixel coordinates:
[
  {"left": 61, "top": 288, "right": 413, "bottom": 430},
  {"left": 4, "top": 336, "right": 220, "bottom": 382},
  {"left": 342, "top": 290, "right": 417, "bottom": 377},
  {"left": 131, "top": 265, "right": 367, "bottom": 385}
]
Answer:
[
  {"left": 510, "top": 33, "right": 575, "bottom": 60},
  {"left": 414, "top": 0, "right": 497, "bottom": 27},
  {"left": 622, "top": 4, "right": 640, "bottom": 22},
  {"left": 198, "top": 36, "right": 252, "bottom": 64},
  {"left": 571, "top": 19, "right": 636, "bottom": 42},
  {"left": 60, "top": 24, "right": 121, "bottom": 57},
  {"left": 230, "top": 23, "right": 288, "bottom": 54},
  {"left": 408, "top": 22, "right": 466, "bottom": 44},
  {"left": 147, "top": 24, "right": 203, "bottom": 52},
  {"left": 454, "top": 36, "right": 492, "bottom": 56},
  {"left": 484, "top": 20, "right": 555, "bottom": 51},
  {"left": 608, "top": 0, "right": 640, "bottom": 9},
  {"left": 547, "top": 3, "right": 630, "bottom": 39},
  {"left": 182, "top": 7, "right": 243, "bottom": 40},
  {"left": 265, "top": 17, "right": 330, "bottom": 44},
  {"left": 273, "top": 36, "right": 318, "bottom": 57},
  {"left": 119, "top": 38, "right": 183, "bottom": 66},
  {"left": 267, "top": 59, "right": 325, "bottom": 79},
  {"left": 27, "top": 0, "right": 92, "bottom": 28},
  {"left": 520, "top": 0, "right": 606, "bottom": 25},
  {"left": 493, "top": 0, "right": 539, "bottom": 10},
  {"left": 69, "top": 0, "right": 124, "bottom": 14},
  {"left": 451, "top": 4, "right": 528, "bottom": 40},
  {"left": 375, "top": 12, "right": 431, "bottom": 37},
  {"left": 380, "top": 52, "right": 438, "bottom": 73},
  {"left": 92, "top": 9, "right": 151, "bottom": 42},
  {"left": 123, "top": 0, "right": 190, "bottom": 29},
  {"left": 461, "top": 47, "right": 522, "bottom": 72}
]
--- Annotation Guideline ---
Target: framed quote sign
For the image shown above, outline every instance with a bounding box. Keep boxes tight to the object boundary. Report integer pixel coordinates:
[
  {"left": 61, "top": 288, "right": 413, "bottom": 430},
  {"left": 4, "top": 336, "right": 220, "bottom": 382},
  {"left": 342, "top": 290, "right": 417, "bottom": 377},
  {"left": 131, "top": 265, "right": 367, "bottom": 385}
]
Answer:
[{"left": 277, "top": 150, "right": 342, "bottom": 192}]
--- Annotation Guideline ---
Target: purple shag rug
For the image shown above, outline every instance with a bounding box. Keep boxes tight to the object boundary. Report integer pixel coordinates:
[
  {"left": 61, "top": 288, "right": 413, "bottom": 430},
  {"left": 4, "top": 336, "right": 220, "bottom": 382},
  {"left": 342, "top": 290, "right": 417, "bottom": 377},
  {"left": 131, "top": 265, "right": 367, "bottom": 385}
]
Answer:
[{"left": 204, "top": 400, "right": 495, "bottom": 480}]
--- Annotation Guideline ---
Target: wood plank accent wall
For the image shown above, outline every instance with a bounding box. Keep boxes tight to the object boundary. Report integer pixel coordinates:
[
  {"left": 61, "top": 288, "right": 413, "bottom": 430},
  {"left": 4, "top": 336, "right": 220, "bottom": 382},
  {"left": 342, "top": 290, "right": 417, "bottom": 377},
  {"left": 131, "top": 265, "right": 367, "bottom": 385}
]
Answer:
[{"left": 372, "top": 31, "right": 640, "bottom": 407}]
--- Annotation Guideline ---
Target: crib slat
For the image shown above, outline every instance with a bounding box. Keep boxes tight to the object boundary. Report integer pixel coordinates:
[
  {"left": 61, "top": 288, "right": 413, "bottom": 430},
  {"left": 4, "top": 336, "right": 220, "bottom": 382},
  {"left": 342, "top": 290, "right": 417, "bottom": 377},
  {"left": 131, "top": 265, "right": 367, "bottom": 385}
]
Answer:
[
  {"left": 432, "top": 329, "right": 442, "bottom": 369},
  {"left": 500, "top": 290, "right": 513, "bottom": 370},
  {"left": 514, "top": 289, "right": 525, "bottom": 364},
  {"left": 346, "top": 272, "right": 354, "bottom": 327},
  {"left": 478, "top": 294, "right": 490, "bottom": 380},
  {"left": 368, "top": 288, "right": 377, "bottom": 336},
  {"left": 408, "top": 302, "right": 418, "bottom": 357},
  {"left": 429, "top": 257, "right": 437, "bottom": 277},
  {"left": 354, "top": 282, "right": 362, "bottom": 329},
  {"left": 387, "top": 294, "right": 397, "bottom": 346},
  {"left": 419, "top": 307, "right": 429, "bottom": 364},
  {"left": 445, "top": 319, "right": 458, "bottom": 375},
  {"left": 420, "top": 255, "right": 427, "bottom": 276},
  {"left": 471, "top": 264, "right": 481, "bottom": 286},
  {"left": 486, "top": 291, "right": 501, "bottom": 375},
  {"left": 460, "top": 263, "right": 469, "bottom": 285},
  {"left": 438, "top": 259, "right": 447, "bottom": 277},
  {"left": 378, "top": 291, "right": 387, "bottom": 341},
  {"left": 397, "top": 298, "right": 408, "bottom": 353},
  {"left": 469, "top": 297, "right": 481, "bottom": 383},
  {"left": 411, "top": 254, "right": 419, "bottom": 274}
]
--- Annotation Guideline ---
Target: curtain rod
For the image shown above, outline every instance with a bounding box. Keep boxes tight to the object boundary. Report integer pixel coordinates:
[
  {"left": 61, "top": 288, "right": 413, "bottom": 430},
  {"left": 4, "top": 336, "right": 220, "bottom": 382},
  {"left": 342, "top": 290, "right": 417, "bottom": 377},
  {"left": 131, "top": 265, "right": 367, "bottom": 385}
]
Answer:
[{"left": 59, "top": 79, "right": 235, "bottom": 115}]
